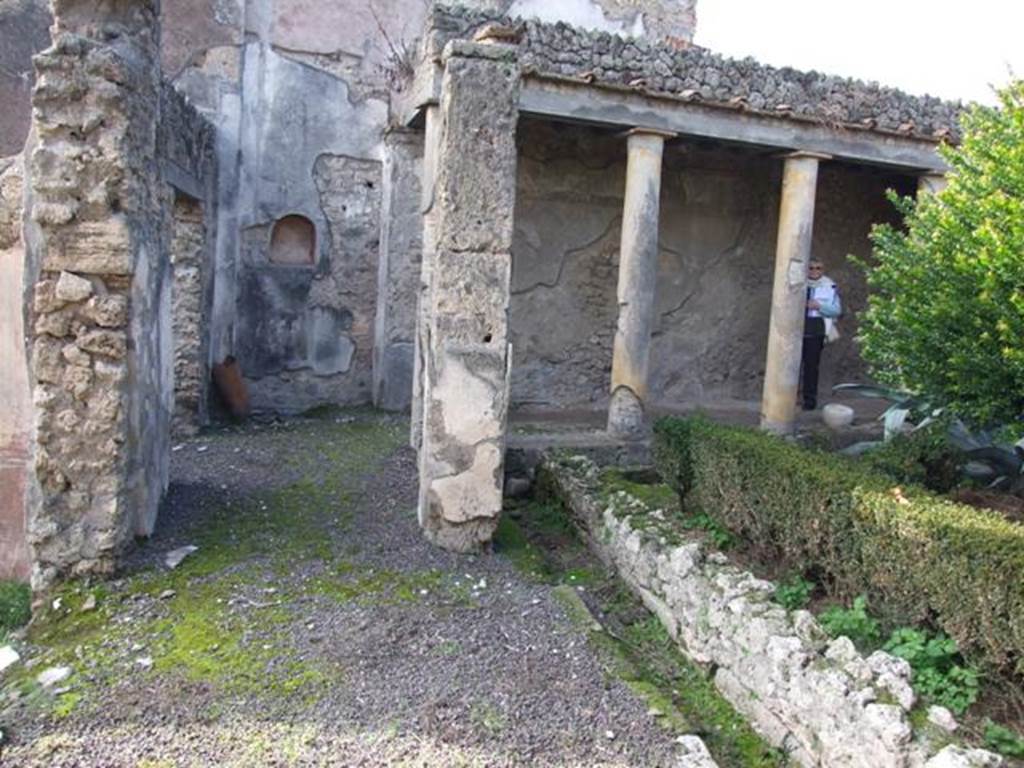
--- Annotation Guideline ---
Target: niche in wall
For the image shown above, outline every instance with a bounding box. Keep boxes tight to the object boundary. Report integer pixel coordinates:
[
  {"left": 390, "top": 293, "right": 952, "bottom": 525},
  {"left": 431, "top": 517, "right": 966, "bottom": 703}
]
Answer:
[{"left": 269, "top": 214, "right": 316, "bottom": 265}]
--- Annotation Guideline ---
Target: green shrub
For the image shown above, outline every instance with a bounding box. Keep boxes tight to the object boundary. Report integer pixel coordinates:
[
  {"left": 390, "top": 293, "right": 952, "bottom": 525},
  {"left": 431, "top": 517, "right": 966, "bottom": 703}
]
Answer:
[
  {"left": 857, "top": 80, "right": 1024, "bottom": 428},
  {"left": 819, "top": 596, "right": 881, "bottom": 649},
  {"left": 883, "top": 628, "right": 980, "bottom": 714},
  {"left": 984, "top": 721, "right": 1024, "bottom": 758},
  {"left": 652, "top": 415, "right": 1024, "bottom": 674},
  {"left": 861, "top": 421, "right": 964, "bottom": 493},
  {"left": 773, "top": 573, "right": 815, "bottom": 611},
  {"left": 0, "top": 581, "right": 31, "bottom": 634}
]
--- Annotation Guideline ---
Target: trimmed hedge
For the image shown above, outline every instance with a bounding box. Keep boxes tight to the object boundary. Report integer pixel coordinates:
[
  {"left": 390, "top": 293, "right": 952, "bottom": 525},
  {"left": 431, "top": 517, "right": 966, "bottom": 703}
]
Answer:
[{"left": 652, "top": 416, "right": 1024, "bottom": 674}]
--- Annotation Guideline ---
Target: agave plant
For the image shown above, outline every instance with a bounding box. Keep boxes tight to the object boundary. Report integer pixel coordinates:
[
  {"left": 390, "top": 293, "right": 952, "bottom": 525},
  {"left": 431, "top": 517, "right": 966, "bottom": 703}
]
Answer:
[{"left": 832, "top": 383, "right": 1024, "bottom": 492}]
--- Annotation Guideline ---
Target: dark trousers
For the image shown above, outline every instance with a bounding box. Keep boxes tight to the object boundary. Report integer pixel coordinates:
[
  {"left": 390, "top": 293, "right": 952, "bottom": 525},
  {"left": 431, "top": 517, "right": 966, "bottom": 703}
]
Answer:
[{"left": 801, "top": 317, "right": 826, "bottom": 409}]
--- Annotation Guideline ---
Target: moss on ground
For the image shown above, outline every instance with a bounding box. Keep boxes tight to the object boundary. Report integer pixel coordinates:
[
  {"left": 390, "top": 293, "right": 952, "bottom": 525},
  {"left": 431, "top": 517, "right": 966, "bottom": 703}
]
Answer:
[
  {"left": 0, "top": 581, "right": 31, "bottom": 641},
  {"left": 506, "top": 497, "right": 787, "bottom": 768},
  {"left": 2, "top": 413, "right": 407, "bottom": 723}
]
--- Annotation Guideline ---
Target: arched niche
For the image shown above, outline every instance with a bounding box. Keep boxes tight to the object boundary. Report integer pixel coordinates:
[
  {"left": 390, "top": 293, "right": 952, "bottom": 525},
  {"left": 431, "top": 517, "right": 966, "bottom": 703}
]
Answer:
[{"left": 269, "top": 214, "right": 316, "bottom": 265}]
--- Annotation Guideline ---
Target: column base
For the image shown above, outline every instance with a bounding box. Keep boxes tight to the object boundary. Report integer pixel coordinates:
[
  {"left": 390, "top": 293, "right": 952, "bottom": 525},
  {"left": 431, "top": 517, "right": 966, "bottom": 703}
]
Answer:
[
  {"left": 607, "top": 387, "right": 647, "bottom": 440},
  {"left": 759, "top": 416, "right": 795, "bottom": 436}
]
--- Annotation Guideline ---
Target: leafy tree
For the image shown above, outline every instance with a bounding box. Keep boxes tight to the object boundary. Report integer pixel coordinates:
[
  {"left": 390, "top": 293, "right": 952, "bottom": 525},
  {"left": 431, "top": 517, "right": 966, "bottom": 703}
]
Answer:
[{"left": 857, "top": 80, "right": 1024, "bottom": 427}]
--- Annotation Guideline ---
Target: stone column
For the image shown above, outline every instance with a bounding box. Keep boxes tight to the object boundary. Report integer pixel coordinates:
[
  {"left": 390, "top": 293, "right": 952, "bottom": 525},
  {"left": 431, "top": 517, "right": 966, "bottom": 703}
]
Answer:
[
  {"left": 917, "top": 173, "right": 947, "bottom": 195},
  {"left": 416, "top": 40, "right": 519, "bottom": 552},
  {"left": 607, "top": 129, "right": 674, "bottom": 439},
  {"left": 373, "top": 127, "right": 424, "bottom": 412},
  {"left": 760, "top": 151, "right": 830, "bottom": 435},
  {"left": 410, "top": 105, "right": 443, "bottom": 449}
]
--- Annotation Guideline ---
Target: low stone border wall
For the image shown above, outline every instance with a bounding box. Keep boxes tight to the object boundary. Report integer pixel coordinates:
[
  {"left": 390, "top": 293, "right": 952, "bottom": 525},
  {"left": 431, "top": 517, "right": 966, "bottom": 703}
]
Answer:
[{"left": 538, "top": 454, "right": 1003, "bottom": 768}]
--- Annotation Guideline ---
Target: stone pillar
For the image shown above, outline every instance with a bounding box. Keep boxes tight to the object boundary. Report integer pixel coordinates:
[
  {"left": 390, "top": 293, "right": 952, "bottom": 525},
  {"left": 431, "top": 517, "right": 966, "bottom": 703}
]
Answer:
[
  {"left": 917, "top": 173, "right": 947, "bottom": 196},
  {"left": 373, "top": 127, "right": 424, "bottom": 412},
  {"left": 24, "top": 0, "right": 168, "bottom": 588},
  {"left": 760, "top": 151, "right": 830, "bottom": 435},
  {"left": 607, "top": 129, "right": 674, "bottom": 439},
  {"left": 410, "top": 105, "right": 442, "bottom": 448},
  {"left": 416, "top": 40, "right": 519, "bottom": 552}
]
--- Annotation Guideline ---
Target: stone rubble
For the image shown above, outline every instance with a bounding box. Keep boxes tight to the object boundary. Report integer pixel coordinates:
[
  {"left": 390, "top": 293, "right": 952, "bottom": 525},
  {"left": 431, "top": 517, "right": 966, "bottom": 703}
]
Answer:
[
  {"left": 36, "top": 665, "right": 71, "bottom": 688},
  {"left": 540, "top": 454, "right": 1003, "bottom": 768},
  {"left": 675, "top": 735, "right": 720, "bottom": 767},
  {"left": 0, "top": 646, "right": 20, "bottom": 673},
  {"left": 427, "top": 4, "right": 962, "bottom": 140}
]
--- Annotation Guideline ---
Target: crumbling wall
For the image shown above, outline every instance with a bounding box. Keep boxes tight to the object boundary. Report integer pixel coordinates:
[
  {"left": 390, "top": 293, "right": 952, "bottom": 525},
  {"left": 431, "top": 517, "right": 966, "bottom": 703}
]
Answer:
[
  {"left": 510, "top": 119, "right": 912, "bottom": 411},
  {"left": 24, "top": 0, "right": 169, "bottom": 587},
  {"left": 0, "top": 156, "right": 33, "bottom": 582},
  {"left": 156, "top": 0, "right": 698, "bottom": 416},
  {"left": 159, "top": 83, "right": 218, "bottom": 434},
  {"left": 169, "top": 196, "right": 208, "bottom": 434}
]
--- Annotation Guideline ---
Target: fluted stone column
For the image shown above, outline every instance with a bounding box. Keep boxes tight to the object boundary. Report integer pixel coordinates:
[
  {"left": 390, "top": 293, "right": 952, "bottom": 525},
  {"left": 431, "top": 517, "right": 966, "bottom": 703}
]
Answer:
[
  {"left": 410, "top": 106, "right": 442, "bottom": 449},
  {"left": 416, "top": 40, "right": 519, "bottom": 552},
  {"left": 607, "top": 129, "right": 674, "bottom": 439},
  {"left": 917, "top": 173, "right": 947, "bottom": 196},
  {"left": 760, "top": 151, "right": 830, "bottom": 435}
]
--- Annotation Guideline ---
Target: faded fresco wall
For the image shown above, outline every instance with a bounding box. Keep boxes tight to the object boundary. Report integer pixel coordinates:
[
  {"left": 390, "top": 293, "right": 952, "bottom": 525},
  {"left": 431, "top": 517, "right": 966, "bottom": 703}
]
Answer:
[
  {"left": 157, "top": 0, "right": 698, "bottom": 415},
  {"left": 0, "top": 0, "right": 51, "bottom": 157},
  {"left": 510, "top": 119, "right": 913, "bottom": 411},
  {"left": 0, "top": 156, "right": 33, "bottom": 581}
]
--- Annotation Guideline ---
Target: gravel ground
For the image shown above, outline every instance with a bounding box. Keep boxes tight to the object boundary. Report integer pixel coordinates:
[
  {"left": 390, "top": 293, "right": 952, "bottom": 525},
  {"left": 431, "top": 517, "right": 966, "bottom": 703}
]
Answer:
[{"left": 1, "top": 411, "right": 685, "bottom": 767}]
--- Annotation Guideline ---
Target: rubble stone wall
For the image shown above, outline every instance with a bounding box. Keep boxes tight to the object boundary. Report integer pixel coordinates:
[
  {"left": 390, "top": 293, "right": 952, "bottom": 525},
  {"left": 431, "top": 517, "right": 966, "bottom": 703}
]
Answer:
[
  {"left": 169, "top": 196, "right": 208, "bottom": 434},
  {"left": 540, "top": 454, "right": 1003, "bottom": 768},
  {"left": 160, "top": 83, "right": 218, "bottom": 434},
  {"left": 510, "top": 119, "right": 913, "bottom": 410},
  {"left": 24, "top": 0, "right": 169, "bottom": 588},
  {"left": 427, "top": 4, "right": 961, "bottom": 140}
]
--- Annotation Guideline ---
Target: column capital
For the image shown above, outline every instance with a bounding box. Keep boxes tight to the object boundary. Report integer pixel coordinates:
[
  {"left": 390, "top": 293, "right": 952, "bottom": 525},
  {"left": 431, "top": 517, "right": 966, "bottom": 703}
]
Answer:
[
  {"left": 620, "top": 127, "right": 678, "bottom": 141},
  {"left": 917, "top": 172, "right": 948, "bottom": 195},
  {"left": 777, "top": 150, "right": 833, "bottom": 162}
]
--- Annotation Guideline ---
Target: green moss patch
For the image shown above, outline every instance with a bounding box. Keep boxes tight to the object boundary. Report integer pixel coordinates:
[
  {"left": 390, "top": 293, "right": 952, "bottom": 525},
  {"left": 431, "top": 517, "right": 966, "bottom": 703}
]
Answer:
[
  {"left": 509, "top": 494, "right": 784, "bottom": 768},
  {"left": 3, "top": 414, "right": 406, "bottom": 724}
]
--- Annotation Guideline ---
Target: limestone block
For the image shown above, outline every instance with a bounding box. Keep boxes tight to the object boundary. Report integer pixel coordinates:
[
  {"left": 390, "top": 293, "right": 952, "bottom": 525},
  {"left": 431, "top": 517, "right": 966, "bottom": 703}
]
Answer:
[
  {"left": 33, "top": 338, "right": 65, "bottom": 383},
  {"left": 83, "top": 294, "right": 128, "bottom": 328},
  {"left": 675, "top": 735, "right": 719, "bottom": 767},
  {"left": 76, "top": 329, "right": 126, "bottom": 359},
  {"left": 435, "top": 45, "right": 520, "bottom": 255},
  {"left": 42, "top": 218, "right": 133, "bottom": 275},
  {"left": 925, "top": 746, "right": 1002, "bottom": 768},
  {"left": 61, "top": 365, "right": 93, "bottom": 401},
  {"left": 33, "top": 279, "right": 62, "bottom": 313},
  {"left": 431, "top": 250, "right": 512, "bottom": 347},
  {"left": 35, "top": 307, "right": 75, "bottom": 338},
  {"left": 54, "top": 271, "right": 93, "bottom": 303}
]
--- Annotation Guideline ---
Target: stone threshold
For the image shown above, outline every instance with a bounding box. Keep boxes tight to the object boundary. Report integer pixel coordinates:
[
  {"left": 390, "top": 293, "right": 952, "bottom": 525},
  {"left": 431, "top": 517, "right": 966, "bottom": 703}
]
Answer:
[{"left": 537, "top": 453, "right": 1003, "bottom": 768}]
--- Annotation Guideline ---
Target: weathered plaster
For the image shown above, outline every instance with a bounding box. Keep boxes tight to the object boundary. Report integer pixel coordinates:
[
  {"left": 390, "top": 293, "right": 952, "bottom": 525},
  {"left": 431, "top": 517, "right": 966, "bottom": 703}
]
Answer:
[
  {"left": 373, "top": 128, "right": 424, "bottom": 411},
  {"left": 0, "top": 156, "right": 33, "bottom": 581},
  {"left": 417, "top": 40, "right": 520, "bottom": 552},
  {"left": 0, "top": 0, "right": 51, "bottom": 157},
  {"left": 509, "top": 119, "right": 912, "bottom": 413}
]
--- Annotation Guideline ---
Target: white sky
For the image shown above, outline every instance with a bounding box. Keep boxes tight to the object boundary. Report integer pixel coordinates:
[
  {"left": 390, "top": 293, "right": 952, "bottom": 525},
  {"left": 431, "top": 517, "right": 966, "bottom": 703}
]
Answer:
[{"left": 695, "top": 0, "right": 1023, "bottom": 105}]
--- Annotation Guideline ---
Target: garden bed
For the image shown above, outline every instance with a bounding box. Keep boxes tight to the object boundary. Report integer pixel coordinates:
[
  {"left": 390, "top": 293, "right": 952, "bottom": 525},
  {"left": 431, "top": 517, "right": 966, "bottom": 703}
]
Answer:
[{"left": 537, "top": 450, "right": 1008, "bottom": 768}]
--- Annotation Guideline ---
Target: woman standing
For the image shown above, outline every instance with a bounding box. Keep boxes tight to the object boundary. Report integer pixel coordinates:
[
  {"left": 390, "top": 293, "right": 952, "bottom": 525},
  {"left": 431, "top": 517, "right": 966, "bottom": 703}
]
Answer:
[{"left": 802, "top": 259, "right": 841, "bottom": 410}]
